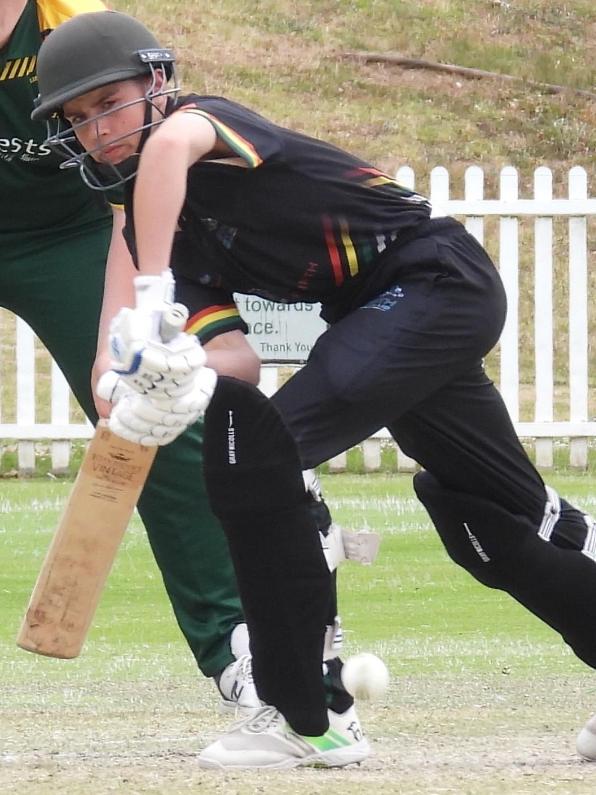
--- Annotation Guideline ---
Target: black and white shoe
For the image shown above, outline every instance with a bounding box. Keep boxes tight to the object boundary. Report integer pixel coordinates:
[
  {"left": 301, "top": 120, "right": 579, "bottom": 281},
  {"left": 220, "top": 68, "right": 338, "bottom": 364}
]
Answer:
[{"left": 216, "top": 653, "right": 261, "bottom": 715}]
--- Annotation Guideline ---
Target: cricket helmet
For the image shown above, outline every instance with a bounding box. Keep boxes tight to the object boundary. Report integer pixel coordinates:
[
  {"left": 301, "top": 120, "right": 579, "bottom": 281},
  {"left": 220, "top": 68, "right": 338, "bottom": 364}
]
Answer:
[
  {"left": 31, "top": 11, "right": 178, "bottom": 191},
  {"left": 32, "top": 11, "right": 174, "bottom": 121}
]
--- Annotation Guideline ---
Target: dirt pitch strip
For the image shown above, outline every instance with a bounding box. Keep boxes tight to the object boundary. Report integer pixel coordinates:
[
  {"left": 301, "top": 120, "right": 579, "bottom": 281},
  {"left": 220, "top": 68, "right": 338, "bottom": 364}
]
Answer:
[{"left": 3, "top": 671, "right": 596, "bottom": 794}]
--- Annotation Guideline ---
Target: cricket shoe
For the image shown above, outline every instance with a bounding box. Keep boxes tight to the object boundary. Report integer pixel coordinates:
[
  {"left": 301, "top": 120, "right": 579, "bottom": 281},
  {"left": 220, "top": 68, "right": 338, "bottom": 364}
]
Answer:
[
  {"left": 576, "top": 713, "right": 596, "bottom": 760},
  {"left": 198, "top": 703, "right": 370, "bottom": 770},
  {"left": 215, "top": 654, "right": 261, "bottom": 716}
]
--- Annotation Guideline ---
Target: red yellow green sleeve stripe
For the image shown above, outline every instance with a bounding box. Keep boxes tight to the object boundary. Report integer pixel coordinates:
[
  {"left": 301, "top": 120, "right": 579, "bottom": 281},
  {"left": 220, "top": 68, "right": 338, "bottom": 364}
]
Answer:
[
  {"left": 339, "top": 219, "right": 359, "bottom": 277},
  {"left": 363, "top": 175, "right": 395, "bottom": 188},
  {"left": 185, "top": 304, "right": 244, "bottom": 341},
  {"left": 323, "top": 216, "right": 362, "bottom": 284},
  {"left": 180, "top": 108, "right": 263, "bottom": 168},
  {"left": 344, "top": 165, "right": 395, "bottom": 188},
  {"left": 323, "top": 216, "right": 345, "bottom": 286}
]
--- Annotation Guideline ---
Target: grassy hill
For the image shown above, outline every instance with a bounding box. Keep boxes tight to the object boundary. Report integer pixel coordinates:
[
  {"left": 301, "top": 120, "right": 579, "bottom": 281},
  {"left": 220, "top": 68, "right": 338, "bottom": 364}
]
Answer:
[
  {"left": 116, "top": 0, "right": 595, "bottom": 193},
  {"left": 114, "top": 0, "right": 595, "bottom": 409}
]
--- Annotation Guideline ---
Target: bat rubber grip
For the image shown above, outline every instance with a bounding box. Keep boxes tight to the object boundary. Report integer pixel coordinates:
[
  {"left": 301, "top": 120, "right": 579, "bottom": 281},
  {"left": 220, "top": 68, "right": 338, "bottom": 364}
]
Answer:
[{"left": 159, "top": 304, "right": 189, "bottom": 342}]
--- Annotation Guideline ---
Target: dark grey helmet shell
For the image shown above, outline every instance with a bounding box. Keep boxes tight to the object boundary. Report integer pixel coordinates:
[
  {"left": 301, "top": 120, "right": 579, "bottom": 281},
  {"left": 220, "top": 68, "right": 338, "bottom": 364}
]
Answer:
[{"left": 32, "top": 11, "right": 173, "bottom": 121}]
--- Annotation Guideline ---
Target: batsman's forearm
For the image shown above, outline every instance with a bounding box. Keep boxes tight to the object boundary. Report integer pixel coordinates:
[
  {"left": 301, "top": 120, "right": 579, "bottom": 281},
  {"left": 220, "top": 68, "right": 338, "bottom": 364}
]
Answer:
[
  {"left": 132, "top": 112, "right": 219, "bottom": 277},
  {"left": 133, "top": 135, "right": 189, "bottom": 276},
  {"left": 97, "top": 208, "right": 137, "bottom": 359}
]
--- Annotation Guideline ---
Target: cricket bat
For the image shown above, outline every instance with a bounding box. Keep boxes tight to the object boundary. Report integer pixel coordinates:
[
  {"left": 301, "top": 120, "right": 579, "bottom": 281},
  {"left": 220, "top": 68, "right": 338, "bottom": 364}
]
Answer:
[
  {"left": 16, "top": 296, "right": 189, "bottom": 659},
  {"left": 16, "top": 421, "right": 158, "bottom": 658}
]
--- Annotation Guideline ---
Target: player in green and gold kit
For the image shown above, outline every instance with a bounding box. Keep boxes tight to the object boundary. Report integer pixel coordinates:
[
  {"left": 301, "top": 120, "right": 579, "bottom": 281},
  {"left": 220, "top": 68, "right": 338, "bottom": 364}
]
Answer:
[{"left": 0, "top": 0, "right": 259, "bottom": 712}]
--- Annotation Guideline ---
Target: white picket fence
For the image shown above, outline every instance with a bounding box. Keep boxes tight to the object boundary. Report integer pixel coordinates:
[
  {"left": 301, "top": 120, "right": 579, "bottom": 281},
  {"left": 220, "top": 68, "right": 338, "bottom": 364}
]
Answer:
[{"left": 0, "top": 165, "right": 594, "bottom": 473}]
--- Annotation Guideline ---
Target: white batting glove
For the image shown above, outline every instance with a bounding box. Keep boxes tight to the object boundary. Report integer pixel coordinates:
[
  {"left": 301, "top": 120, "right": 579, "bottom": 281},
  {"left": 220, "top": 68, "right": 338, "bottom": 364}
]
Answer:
[
  {"left": 104, "top": 366, "right": 217, "bottom": 447},
  {"left": 96, "top": 369, "right": 133, "bottom": 406},
  {"left": 110, "top": 269, "right": 176, "bottom": 354},
  {"left": 108, "top": 270, "right": 206, "bottom": 398},
  {"left": 110, "top": 320, "right": 207, "bottom": 398}
]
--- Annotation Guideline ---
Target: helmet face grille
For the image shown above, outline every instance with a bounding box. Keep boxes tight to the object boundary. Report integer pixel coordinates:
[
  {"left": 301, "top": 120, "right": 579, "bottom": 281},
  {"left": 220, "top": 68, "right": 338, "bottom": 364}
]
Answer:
[
  {"left": 44, "top": 61, "right": 179, "bottom": 192},
  {"left": 33, "top": 12, "right": 176, "bottom": 121}
]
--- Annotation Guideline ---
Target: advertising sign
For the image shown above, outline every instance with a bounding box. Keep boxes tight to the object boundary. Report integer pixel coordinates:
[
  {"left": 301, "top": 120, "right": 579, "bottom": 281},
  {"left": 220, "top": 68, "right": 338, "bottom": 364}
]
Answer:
[{"left": 234, "top": 296, "right": 327, "bottom": 363}]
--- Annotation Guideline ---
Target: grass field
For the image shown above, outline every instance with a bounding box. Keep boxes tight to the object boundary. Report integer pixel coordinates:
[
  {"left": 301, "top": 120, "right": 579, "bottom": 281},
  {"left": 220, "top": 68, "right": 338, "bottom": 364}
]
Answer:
[{"left": 3, "top": 471, "right": 596, "bottom": 793}]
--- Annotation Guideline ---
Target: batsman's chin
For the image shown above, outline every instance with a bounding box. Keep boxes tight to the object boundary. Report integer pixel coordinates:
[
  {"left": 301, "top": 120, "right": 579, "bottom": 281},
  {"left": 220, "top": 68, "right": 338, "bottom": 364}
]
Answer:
[{"left": 99, "top": 145, "right": 129, "bottom": 164}]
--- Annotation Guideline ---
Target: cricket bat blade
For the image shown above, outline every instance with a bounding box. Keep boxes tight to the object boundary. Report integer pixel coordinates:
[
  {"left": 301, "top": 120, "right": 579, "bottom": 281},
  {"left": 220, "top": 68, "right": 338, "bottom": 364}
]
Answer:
[{"left": 16, "top": 421, "right": 157, "bottom": 659}]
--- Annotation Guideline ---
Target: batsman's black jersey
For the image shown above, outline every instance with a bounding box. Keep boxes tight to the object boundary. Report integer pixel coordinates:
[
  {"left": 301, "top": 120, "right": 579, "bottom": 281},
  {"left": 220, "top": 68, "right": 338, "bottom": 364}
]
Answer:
[{"left": 123, "top": 94, "right": 431, "bottom": 342}]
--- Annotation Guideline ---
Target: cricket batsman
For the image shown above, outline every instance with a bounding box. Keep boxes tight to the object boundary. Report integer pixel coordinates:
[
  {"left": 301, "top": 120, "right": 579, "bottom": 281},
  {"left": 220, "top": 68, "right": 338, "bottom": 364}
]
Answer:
[{"left": 32, "top": 9, "right": 596, "bottom": 768}]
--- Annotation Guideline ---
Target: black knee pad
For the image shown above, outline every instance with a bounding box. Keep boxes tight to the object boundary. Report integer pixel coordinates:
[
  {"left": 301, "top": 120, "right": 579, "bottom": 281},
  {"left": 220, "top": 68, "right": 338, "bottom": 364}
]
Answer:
[
  {"left": 552, "top": 497, "right": 590, "bottom": 550},
  {"left": 413, "top": 470, "right": 535, "bottom": 588},
  {"left": 415, "top": 475, "right": 596, "bottom": 670},
  {"left": 203, "top": 376, "right": 307, "bottom": 519}
]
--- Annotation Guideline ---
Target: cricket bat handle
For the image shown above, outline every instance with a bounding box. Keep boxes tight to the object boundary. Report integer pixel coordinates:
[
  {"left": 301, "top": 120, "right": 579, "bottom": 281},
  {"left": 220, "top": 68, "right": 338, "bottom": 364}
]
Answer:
[
  {"left": 159, "top": 303, "right": 189, "bottom": 342},
  {"left": 133, "top": 270, "right": 188, "bottom": 343},
  {"left": 16, "top": 422, "right": 157, "bottom": 659}
]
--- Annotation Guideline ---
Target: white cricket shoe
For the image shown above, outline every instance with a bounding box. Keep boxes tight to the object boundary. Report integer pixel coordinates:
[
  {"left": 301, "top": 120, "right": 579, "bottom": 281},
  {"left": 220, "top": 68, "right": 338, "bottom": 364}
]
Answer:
[
  {"left": 577, "top": 713, "right": 596, "bottom": 760},
  {"left": 216, "top": 654, "right": 261, "bottom": 716},
  {"left": 198, "top": 703, "right": 370, "bottom": 770}
]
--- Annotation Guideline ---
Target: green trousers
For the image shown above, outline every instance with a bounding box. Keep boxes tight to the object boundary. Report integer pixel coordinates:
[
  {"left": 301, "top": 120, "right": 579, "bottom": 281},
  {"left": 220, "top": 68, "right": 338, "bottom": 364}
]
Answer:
[{"left": 1, "top": 217, "right": 243, "bottom": 677}]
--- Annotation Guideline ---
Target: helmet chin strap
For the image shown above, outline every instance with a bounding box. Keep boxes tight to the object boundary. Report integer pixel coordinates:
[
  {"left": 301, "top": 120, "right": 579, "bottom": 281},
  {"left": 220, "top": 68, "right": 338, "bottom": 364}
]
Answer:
[{"left": 137, "top": 95, "right": 156, "bottom": 152}]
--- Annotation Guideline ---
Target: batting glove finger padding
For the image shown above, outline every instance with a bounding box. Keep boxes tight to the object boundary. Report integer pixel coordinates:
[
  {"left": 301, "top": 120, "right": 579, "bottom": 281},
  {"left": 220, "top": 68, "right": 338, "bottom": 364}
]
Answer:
[
  {"left": 151, "top": 367, "right": 218, "bottom": 413},
  {"left": 109, "top": 396, "right": 190, "bottom": 447},
  {"left": 110, "top": 326, "right": 207, "bottom": 398},
  {"left": 107, "top": 367, "right": 218, "bottom": 446}
]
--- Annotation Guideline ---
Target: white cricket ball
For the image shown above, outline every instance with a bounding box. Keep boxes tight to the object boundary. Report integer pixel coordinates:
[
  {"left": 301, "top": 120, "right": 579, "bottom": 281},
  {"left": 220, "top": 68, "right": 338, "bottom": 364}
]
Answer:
[
  {"left": 576, "top": 715, "right": 596, "bottom": 761},
  {"left": 340, "top": 653, "right": 390, "bottom": 701}
]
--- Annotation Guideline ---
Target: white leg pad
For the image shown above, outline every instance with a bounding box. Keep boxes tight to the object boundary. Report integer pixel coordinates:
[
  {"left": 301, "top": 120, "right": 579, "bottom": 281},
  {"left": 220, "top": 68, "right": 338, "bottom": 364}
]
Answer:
[
  {"left": 320, "top": 523, "right": 381, "bottom": 572},
  {"left": 323, "top": 616, "right": 344, "bottom": 660}
]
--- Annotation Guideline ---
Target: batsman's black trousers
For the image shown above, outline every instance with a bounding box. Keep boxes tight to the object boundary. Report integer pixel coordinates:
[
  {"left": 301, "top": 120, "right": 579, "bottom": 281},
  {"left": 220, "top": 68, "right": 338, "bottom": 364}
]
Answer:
[
  {"left": 273, "top": 217, "right": 546, "bottom": 522},
  {"left": 203, "top": 376, "right": 332, "bottom": 736},
  {"left": 273, "top": 217, "right": 596, "bottom": 668}
]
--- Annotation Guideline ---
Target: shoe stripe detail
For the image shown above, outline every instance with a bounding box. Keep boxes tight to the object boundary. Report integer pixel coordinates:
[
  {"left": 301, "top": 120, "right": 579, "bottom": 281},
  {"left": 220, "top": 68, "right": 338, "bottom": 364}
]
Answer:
[
  {"left": 303, "top": 728, "right": 352, "bottom": 751},
  {"left": 303, "top": 734, "right": 339, "bottom": 752},
  {"left": 327, "top": 728, "right": 352, "bottom": 747}
]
